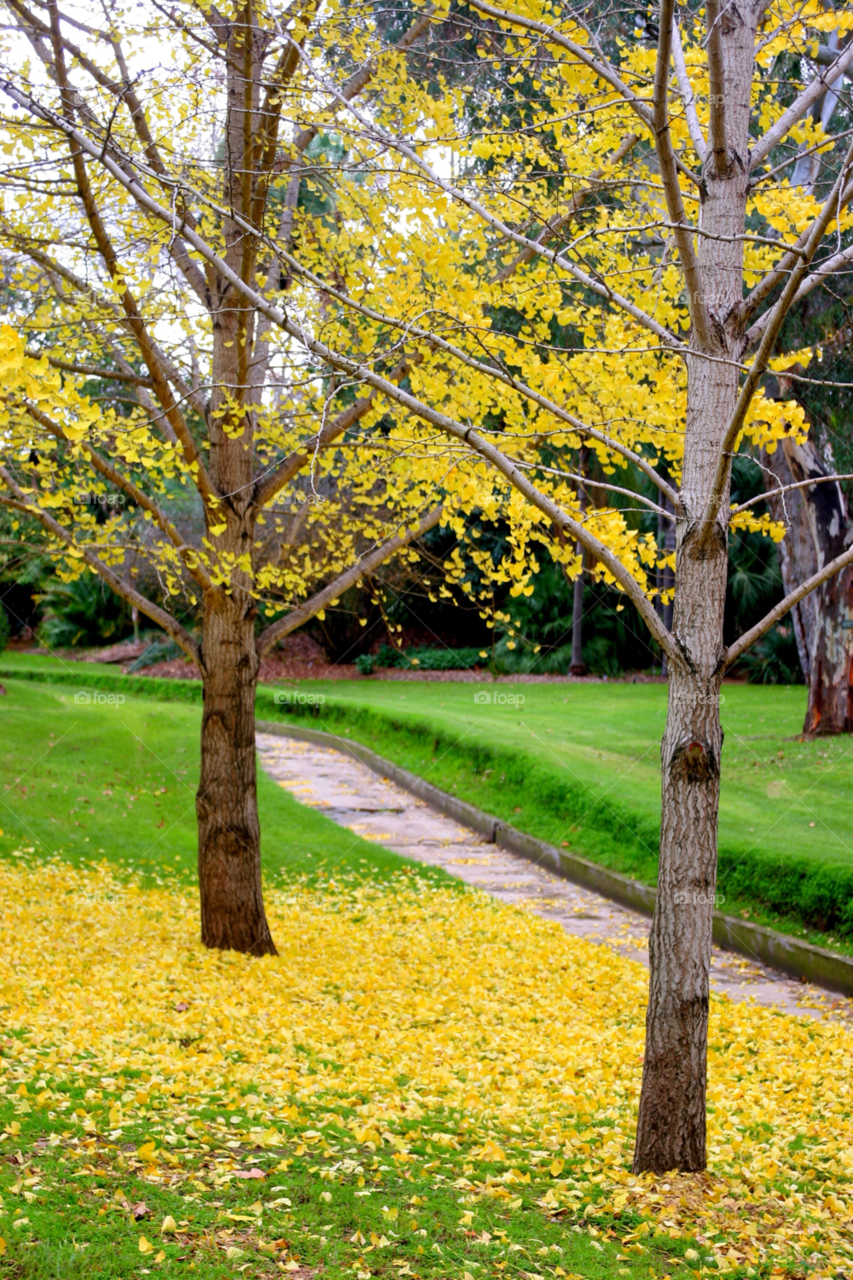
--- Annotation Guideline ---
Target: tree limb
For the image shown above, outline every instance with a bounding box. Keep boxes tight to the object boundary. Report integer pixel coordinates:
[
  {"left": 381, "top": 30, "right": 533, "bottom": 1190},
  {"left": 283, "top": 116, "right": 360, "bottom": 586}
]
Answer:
[
  {"left": 253, "top": 355, "right": 420, "bottom": 509},
  {"left": 256, "top": 504, "right": 445, "bottom": 657},
  {"left": 495, "top": 132, "right": 640, "bottom": 282},
  {"left": 284, "top": 41, "right": 686, "bottom": 354},
  {"left": 725, "top": 540, "right": 853, "bottom": 668},
  {"left": 704, "top": 0, "right": 728, "bottom": 174},
  {"left": 750, "top": 40, "right": 853, "bottom": 171},
  {"left": 3, "top": 73, "right": 682, "bottom": 594},
  {"left": 268, "top": 244, "right": 683, "bottom": 508},
  {"left": 23, "top": 402, "right": 218, "bottom": 597},
  {"left": 0, "top": 464, "right": 199, "bottom": 662},
  {"left": 741, "top": 179, "right": 853, "bottom": 326},
  {"left": 671, "top": 17, "right": 706, "bottom": 163},
  {"left": 652, "top": 0, "right": 711, "bottom": 347},
  {"left": 24, "top": 350, "right": 154, "bottom": 386},
  {"left": 695, "top": 135, "right": 853, "bottom": 549},
  {"left": 731, "top": 472, "right": 853, "bottom": 515}
]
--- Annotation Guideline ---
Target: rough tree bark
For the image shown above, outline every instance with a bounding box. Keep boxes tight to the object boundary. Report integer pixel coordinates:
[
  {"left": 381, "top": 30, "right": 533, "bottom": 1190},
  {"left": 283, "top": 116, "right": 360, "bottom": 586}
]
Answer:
[
  {"left": 570, "top": 445, "right": 588, "bottom": 675},
  {"left": 762, "top": 435, "right": 853, "bottom": 733},
  {"left": 785, "top": 440, "right": 853, "bottom": 734},
  {"left": 195, "top": 14, "right": 274, "bottom": 954},
  {"left": 657, "top": 493, "right": 676, "bottom": 676},
  {"left": 761, "top": 441, "right": 818, "bottom": 677},
  {"left": 197, "top": 599, "right": 275, "bottom": 955},
  {"left": 633, "top": 0, "right": 755, "bottom": 1172}
]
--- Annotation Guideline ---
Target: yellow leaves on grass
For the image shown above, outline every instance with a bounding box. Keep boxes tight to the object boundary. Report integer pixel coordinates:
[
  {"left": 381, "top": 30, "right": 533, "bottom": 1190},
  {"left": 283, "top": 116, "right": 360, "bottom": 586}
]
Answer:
[{"left": 2, "top": 861, "right": 853, "bottom": 1273}]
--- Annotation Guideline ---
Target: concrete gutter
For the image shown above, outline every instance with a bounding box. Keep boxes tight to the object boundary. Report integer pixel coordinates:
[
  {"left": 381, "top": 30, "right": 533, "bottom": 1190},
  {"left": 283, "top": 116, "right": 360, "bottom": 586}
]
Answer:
[{"left": 258, "top": 718, "right": 853, "bottom": 998}]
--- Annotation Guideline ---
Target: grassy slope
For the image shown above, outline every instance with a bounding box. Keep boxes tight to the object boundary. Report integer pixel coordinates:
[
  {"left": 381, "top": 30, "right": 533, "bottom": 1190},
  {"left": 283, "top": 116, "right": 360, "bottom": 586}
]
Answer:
[
  {"left": 263, "top": 679, "right": 853, "bottom": 946},
  {"left": 6, "top": 653, "right": 853, "bottom": 940},
  {"left": 0, "top": 677, "right": 446, "bottom": 889}
]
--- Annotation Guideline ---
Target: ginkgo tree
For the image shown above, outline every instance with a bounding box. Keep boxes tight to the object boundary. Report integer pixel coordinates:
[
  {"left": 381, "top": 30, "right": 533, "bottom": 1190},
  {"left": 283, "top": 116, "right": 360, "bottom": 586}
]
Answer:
[
  {"left": 0, "top": 0, "right": 665, "bottom": 964},
  {"left": 3, "top": 0, "right": 853, "bottom": 1178},
  {"left": 0, "top": 0, "right": 510, "bottom": 957}
]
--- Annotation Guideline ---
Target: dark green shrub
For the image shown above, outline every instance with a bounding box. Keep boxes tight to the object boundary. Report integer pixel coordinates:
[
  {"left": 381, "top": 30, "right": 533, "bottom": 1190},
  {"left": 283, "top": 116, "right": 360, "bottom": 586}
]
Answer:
[{"left": 36, "top": 575, "right": 132, "bottom": 648}]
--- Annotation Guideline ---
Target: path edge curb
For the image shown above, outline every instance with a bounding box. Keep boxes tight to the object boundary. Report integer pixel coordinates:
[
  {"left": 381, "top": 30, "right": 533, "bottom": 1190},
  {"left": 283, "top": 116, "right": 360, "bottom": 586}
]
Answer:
[{"left": 258, "top": 717, "right": 853, "bottom": 998}]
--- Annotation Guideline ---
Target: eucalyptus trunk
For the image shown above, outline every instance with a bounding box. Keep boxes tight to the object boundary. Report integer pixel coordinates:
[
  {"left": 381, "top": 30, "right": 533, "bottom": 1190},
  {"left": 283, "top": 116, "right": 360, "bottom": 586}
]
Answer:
[{"left": 633, "top": 3, "right": 756, "bottom": 1172}]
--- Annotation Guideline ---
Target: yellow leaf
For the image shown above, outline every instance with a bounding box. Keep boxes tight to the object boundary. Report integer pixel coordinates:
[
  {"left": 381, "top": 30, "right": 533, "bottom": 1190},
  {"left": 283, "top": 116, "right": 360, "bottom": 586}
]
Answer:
[
  {"left": 550, "top": 1158, "right": 564, "bottom": 1177},
  {"left": 476, "top": 1139, "right": 507, "bottom": 1162},
  {"left": 161, "top": 1215, "right": 176, "bottom": 1234},
  {"left": 0, "top": 1238, "right": 6, "bottom": 1256},
  {"left": 138, "top": 1236, "right": 153, "bottom": 1254}
]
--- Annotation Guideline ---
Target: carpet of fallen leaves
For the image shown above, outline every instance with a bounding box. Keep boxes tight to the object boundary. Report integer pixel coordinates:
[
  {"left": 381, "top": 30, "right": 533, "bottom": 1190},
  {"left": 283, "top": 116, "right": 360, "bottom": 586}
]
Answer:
[{"left": 2, "top": 860, "right": 853, "bottom": 1277}]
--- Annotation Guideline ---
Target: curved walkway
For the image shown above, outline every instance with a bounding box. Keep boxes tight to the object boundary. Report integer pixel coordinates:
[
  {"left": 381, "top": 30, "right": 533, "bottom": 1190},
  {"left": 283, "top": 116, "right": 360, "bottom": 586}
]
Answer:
[{"left": 257, "top": 732, "right": 853, "bottom": 1021}]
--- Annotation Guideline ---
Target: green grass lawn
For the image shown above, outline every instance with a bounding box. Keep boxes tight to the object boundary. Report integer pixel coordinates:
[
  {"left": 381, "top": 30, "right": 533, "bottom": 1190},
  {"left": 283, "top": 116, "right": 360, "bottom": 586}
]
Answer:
[
  {"left": 5, "top": 651, "right": 853, "bottom": 942},
  {"left": 0, "top": 676, "right": 446, "bottom": 890},
  {"left": 263, "top": 678, "right": 853, "bottom": 947}
]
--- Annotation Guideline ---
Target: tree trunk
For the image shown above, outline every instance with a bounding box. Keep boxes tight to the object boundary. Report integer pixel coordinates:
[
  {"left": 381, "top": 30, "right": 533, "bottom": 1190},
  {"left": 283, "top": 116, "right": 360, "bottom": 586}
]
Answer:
[
  {"left": 634, "top": 1, "right": 757, "bottom": 1171},
  {"left": 760, "top": 441, "right": 817, "bottom": 678},
  {"left": 783, "top": 439, "right": 853, "bottom": 735},
  {"left": 633, "top": 363, "right": 731, "bottom": 1173},
  {"left": 194, "top": 11, "right": 276, "bottom": 956},
  {"left": 197, "top": 598, "right": 276, "bottom": 955},
  {"left": 657, "top": 494, "right": 675, "bottom": 676},
  {"left": 570, "top": 446, "right": 587, "bottom": 675},
  {"left": 763, "top": 434, "right": 853, "bottom": 731},
  {"left": 804, "top": 562, "right": 853, "bottom": 735}
]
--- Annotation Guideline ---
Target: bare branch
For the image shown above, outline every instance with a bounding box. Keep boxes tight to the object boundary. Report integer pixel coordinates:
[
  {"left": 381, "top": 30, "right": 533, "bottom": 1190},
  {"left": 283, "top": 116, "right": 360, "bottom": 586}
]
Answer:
[
  {"left": 518, "top": 460, "right": 673, "bottom": 519},
  {"left": 256, "top": 504, "right": 444, "bottom": 658},
  {"left": 731, "top": 472, "right": 853, "bottom": 515},
  {"left": 671, "top": 17, "right": 706, "bottom": 163},
  {"left": 726, "top": 540, "right": 853, "bottom": 668},
  {"left": 750, "top": 40, "right": 853, "bottom": 171},
  {"left": 704, "top": 0, "right": 728, "bottom": 174},
  {"left": 652, "top": 0, "right": 711, "bottom": 347},
  {"left": 695, "top": 135, "right": 853, "bottom": 549}
]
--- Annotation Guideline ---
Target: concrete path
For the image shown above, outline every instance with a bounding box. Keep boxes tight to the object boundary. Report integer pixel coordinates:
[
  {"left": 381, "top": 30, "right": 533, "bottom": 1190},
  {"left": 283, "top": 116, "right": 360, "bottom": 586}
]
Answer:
[{"left": 257, "top": 732, "right": 853, "bottom": 1021}]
